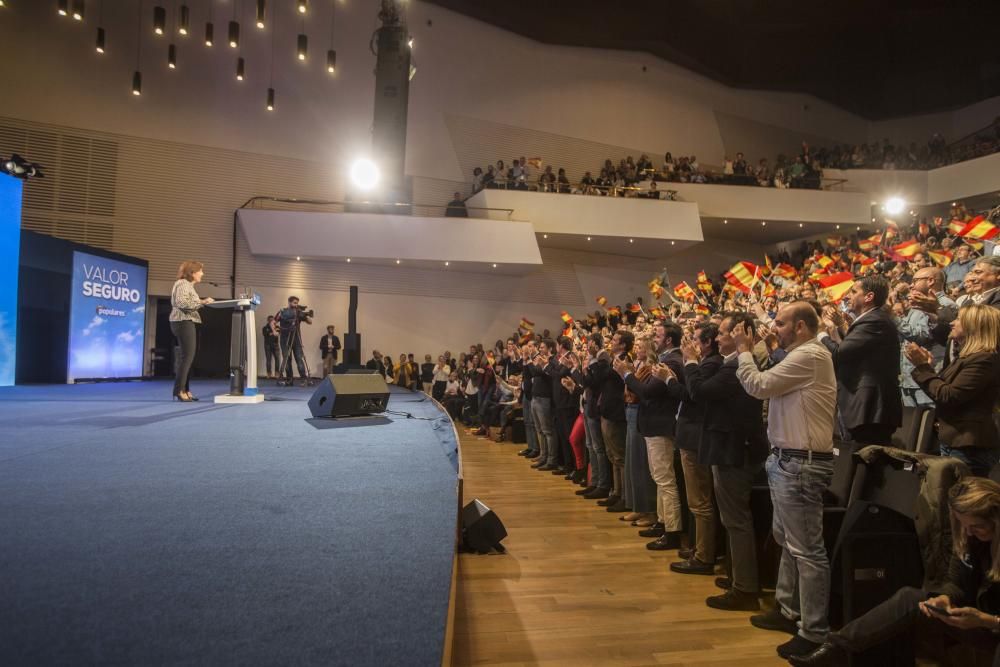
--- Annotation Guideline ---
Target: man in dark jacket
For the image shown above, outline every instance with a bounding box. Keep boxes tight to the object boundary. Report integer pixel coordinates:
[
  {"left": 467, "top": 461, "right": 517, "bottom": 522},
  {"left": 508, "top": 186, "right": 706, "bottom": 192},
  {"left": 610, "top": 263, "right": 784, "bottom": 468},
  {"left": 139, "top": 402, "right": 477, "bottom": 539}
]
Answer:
[
  {"left": 683, "top": 312, "right": 768, "bottom": 611},
  {"left": 527, "top": 340, "right": 559, "bottom": 471},
  {"left": 819, "top": 275, "right": 902, "bottom": 444},
  {"left": 574, "top": 330, "right": 632, "bottom": 506}
]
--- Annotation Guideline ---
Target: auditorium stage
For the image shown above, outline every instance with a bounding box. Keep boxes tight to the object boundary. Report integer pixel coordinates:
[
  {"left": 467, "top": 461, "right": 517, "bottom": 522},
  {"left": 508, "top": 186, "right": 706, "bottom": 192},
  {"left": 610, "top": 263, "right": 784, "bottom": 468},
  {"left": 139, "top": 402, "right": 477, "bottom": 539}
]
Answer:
[{"left": 0, "top": 381, "right": 460, "bottom": 666}]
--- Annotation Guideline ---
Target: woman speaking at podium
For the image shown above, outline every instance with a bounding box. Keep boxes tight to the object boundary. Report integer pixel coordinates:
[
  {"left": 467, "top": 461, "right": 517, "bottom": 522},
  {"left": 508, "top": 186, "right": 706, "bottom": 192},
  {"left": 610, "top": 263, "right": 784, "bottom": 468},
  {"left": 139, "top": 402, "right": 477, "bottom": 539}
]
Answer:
[{"left": 170, "top": 260, "right": 213, "bottom": 402}]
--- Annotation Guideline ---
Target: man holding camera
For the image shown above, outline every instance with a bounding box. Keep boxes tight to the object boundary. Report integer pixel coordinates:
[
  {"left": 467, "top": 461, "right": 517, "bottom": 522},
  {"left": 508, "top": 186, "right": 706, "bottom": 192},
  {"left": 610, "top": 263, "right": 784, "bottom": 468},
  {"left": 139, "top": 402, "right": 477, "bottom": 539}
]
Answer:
[{"left": 277, "top": 295, "right": 312, "bottom": 386}]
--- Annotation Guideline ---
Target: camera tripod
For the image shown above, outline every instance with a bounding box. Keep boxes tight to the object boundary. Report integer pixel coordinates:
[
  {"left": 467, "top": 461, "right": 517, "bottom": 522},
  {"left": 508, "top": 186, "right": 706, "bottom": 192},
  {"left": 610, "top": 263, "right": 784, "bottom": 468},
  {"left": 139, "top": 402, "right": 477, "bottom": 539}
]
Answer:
[{"left": 276, "top": 317, "right": 315, "bottom": 387}]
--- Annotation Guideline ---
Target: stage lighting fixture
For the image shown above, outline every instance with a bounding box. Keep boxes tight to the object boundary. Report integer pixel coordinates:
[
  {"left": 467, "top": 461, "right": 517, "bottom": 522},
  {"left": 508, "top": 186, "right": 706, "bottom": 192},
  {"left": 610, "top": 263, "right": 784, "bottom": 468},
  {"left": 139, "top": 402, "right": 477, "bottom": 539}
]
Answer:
[
  {"left": 297, "top": 34, "right": 307, "bottom": 60},
  {"left": 350, "top": 159, "right": 380, "bottom": 190},
  {"left": 236, "top": 57, "right": 245, "bottom": 80},
  {"left": 884, "top": 196, "right": 905, "bottom": 215},
  {"left": 153, "top": 5, "right": 165, "bottom": 34},
  {"left": 326, "top": 49, "right": 336, "bottom": 73},
  {"left": 297, "top": 0, "right": 307, "bottom": 14},
  {"left": 96, "top": 27, "right": 106, "bottom": 53},
  {"left": 255, "top": 0, "right": 265, "bottom": 28},
  {"left": 167, "top": 43, "right": 177, "bottom": 68},
  {"left": 205, "top": 22, "right": 214, "bottom": 45},
  {"left": 72, "top": 0, "right": 84, "bottom": 20},
  {"left": 178, "top": 4, "right": 189, "bottom": 34},
  {"left": 266, "top": 87, "right": 274, "bottom": 111},
  {"left": 2, "top": 154, "right": 45, "bottom": 180},
  {"left": 132, "top": 70, "right": 142, "bottom": 95},
  {"left": 58, "top": 0, "right": 69, "bottom": 16},
  {"left": 407, "top": 36, "right": 413, "bottom": 48},
  {"left": 228, "top": 20, "right": 239, "bottom": 48}
]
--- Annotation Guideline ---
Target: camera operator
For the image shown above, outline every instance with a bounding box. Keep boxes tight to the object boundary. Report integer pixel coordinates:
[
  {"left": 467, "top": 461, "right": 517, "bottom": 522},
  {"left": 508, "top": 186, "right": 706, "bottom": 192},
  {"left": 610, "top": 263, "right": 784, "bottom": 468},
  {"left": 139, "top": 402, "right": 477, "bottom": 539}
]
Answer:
[{"left": 276, "top": 295, "right": 312, "bottom": 386}]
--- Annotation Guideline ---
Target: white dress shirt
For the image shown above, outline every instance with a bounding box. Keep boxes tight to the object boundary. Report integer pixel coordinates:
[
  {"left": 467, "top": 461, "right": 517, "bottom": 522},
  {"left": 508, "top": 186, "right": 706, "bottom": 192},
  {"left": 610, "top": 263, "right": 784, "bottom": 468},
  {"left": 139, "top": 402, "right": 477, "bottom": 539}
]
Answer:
[{"left": 735, "top": 337, "right": 837, "bottom": 452}]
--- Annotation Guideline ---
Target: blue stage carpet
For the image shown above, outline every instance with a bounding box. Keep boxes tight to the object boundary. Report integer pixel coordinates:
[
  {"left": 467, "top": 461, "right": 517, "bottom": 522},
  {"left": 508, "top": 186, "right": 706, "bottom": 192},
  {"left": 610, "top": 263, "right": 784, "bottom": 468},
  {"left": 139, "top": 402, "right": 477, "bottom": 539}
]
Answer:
[{"left": 0, "top": 380, "right": 458, "bottom": 666}]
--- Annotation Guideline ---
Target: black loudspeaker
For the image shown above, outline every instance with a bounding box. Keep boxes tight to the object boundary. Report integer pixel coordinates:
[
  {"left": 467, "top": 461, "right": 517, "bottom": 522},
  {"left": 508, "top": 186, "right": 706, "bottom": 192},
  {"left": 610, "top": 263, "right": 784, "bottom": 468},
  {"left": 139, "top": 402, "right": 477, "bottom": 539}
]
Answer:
[
  {"left": 308, "top": 373, "right": 390, "bottom": 418},
  {"left": 461, "top": 499, "right": 507, "bottom": 554}
]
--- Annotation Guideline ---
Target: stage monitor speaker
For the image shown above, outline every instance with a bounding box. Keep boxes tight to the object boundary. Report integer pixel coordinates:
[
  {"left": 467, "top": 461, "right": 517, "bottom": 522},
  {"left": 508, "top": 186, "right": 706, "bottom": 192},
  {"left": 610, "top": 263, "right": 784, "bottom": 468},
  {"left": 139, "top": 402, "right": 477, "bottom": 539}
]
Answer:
[
  {"left": 308, "top": 373, "right": 389, "bottom": 418},
  {"left": 461, "top": 498, "right": 507, "bottom": 554}
]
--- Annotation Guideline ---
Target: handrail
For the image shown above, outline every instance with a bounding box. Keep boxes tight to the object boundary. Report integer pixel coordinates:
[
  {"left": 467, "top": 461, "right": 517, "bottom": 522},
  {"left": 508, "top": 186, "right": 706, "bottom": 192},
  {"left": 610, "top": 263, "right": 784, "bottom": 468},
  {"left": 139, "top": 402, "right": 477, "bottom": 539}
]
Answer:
[{"left": 237, "top": 196, "right": 514, "bottom": 219}]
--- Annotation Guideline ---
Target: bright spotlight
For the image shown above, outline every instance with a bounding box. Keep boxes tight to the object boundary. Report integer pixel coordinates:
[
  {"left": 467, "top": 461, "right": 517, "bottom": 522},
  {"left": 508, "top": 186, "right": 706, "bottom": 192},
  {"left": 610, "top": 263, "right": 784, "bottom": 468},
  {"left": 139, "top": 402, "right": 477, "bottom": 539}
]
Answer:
[
  {"left": 349, "top": 158, "right": 380, "bottom": 190},
  {"left": 884, "top": 196, "right": 905, "bottom": 216}
]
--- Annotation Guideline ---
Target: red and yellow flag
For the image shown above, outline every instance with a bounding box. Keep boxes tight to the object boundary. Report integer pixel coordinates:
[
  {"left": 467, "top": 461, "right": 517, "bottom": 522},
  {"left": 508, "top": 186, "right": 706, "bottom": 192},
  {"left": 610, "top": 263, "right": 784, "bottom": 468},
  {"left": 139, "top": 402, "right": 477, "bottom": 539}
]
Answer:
[
  {"left": 606, "top": 306, "right": 621, "bottom": 317},
  {"left": 649, "top": 307, "right": 665, "bottom": 319},
  {"left": 818, "top": 271, "right": 855, "bottom": 302},
  {"left": 673, "top": 281, "right": 696, "bottom": 302},
  {"left": 526, "top": 157, "right": 543, "bottom": 169},
  {"left": 723, "top": 261, "right": 761, "bottom": 294},
  {"left": 650, "top": 283, "right": 665, "bottom": 299},
  {"left": 647, "top": 278, "right": 662, "bottom": 291},
  {"left": 774, "top": 263, "right": 797, "bottom": 279},
  {"left": 561, "top": 325, "right": 572, "bottom": 338},
  {"left": 518, "top": 331, "right": 534, "bottom": 344},
  {"left": 696, "top": 270, "right": 714, "bottom": 292},
  {"left": 560, "top": 311, "right": 573, "bottom": 324},
  {"left": 826, "top": 236, "right": 842, "bottom": 249},
  {"left": 957, "top": 215, "right": 999, "bottom": 241},
  {"left": 595, "top": 296, "right": 607, "bottom": 307},
  {"left": 694, "top": 304, "right": 710, "bottom": 316},
  {"left": 891, "top": 239, "right": 921, "bottom": 258},
  {"left": 763, "top": 254, "right": 774, "bottom": 276},
  {"left": 628, "top": 303, "right": 642, "bottom": 314},
  {"left": 815, "top": 255, "right": 834, "bottom": 270},
  {"left": 928, "top": 249, "right": 952, "bottom": 267},
  {"left": 858, "top": 234, "right": 882, "bottom": 252},
  {"left": 519, "top": 317, "right": 535, "bottom": 331},
  {"left": 948, "top": 219, "right": 966, "bottom": 235}
]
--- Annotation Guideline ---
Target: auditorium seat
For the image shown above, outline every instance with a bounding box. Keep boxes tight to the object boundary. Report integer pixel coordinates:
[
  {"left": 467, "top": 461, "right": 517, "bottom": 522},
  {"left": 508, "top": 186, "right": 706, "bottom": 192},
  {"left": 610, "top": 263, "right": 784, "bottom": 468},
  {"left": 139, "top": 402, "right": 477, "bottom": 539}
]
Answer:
[{"left": 891, "top": 405, "right": 936, "bottom": 453}]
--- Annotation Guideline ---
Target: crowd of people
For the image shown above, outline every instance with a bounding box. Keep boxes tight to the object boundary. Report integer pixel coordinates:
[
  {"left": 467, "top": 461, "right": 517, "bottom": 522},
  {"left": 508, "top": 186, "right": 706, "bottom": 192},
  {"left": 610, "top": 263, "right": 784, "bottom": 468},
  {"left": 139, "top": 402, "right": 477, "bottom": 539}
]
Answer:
[
  {"left": 464, "top": 121, "right": 1000, "bottom": 202},
  {"left": 398, "top": 204, "right": 1000, "bottom": 665}
]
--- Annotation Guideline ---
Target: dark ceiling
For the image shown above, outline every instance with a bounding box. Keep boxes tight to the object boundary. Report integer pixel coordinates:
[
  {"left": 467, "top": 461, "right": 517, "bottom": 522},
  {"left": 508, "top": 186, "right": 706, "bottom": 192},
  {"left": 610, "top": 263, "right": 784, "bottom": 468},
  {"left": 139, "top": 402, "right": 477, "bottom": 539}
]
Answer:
[{"left": 424, "top": 1, "right": 1000, "bottom": 120}]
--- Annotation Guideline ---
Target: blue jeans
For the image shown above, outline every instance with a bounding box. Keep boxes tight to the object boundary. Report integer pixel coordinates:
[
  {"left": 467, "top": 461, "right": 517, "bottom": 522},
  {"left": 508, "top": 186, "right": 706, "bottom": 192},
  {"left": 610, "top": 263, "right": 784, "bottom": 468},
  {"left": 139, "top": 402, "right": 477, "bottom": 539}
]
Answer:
[
  {"left": 940, "top": 444, "right": 1000, "bottom": 478},
  {"left": 585, "top": 414, "right": 610, "bottom": 490},
  {"left": 766, "top": 452, "right": 834, "bottom": 644},
  {"left": 531, "top": 397, "right": 556, "bottom": 466},
  {"left": 522, "top": 397, "right": 538, "bottom": 453}
]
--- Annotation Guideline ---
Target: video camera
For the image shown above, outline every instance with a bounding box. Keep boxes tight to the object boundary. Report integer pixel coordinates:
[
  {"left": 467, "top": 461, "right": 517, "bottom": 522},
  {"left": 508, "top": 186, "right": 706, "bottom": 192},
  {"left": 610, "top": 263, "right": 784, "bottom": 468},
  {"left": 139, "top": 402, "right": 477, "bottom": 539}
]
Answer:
[{"left": 294, "top": 304, "right": 315, "bottom": 318}]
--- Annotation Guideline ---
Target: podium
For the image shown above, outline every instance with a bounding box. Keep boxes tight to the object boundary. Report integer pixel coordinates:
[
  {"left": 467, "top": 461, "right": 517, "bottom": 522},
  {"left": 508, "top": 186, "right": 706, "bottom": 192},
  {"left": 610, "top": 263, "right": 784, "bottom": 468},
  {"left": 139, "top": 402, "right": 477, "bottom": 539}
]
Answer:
[{"left": 207, "top": 295, "right": 264, "bottom": 404}]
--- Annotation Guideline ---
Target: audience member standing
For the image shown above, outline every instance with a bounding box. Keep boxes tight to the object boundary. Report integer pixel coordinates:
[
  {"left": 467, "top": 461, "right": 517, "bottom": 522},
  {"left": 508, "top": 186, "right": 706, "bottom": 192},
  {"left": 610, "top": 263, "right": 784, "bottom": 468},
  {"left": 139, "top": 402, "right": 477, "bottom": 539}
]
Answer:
[
  {"left": 527, "top": 340, "right": 558, "bottom": 471},
  {"left": 819, "top": 276, "right": 902, "bottom": 444},
  {"left": 734, "top": 302, "right": 838, "bottom": 661},
  {"left": 319, "top": 325, "right": 341, "bottom": 376},
  {"left": 261, "top": 315, "right": 281, "bottom": 379},
  {"left": 905, "top": 304, "right": 1000, "bottom": 476}
]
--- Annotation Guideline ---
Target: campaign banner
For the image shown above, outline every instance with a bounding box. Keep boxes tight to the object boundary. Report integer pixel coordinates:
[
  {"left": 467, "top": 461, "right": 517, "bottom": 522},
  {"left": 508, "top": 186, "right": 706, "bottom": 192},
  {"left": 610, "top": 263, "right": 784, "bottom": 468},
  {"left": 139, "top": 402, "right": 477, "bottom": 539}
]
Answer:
[
  {"left": 68, "top": 250, "right": 148, "bottom": 381},
  {"left": 0, "top": 175, "right": 21, "bottom": 386}
]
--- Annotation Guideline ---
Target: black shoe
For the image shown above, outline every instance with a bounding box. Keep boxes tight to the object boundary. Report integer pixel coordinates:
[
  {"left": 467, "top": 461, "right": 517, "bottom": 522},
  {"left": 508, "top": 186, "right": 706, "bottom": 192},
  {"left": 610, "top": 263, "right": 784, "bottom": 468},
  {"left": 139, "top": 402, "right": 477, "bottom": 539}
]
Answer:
[
  {"left": 576, "top": 486, "right": 596, "bottom": 496},
  {"left": 596, "top": 494, "right": 620, "bottom": 507},
  {"left": 584, "top": 487, "right": 610, "bottom": 500},
  {"left": 517, "top": 448, "right": 534, "bottom": 457},
  {"left": 777, "top": 636, "right": 822, "bottom": 660},
  {"left": 539, "top": 464, "right": 559, "bottom": 471},
  {"left": 677, "top": 547, "right": 693, "bottom": 560},
  {"left": 187, "top": 394, "right": 200, "bottom": 401},
  {"left": 706, "top": 588, "right": 760, "bottom": 611},
  {"left": 638, "top": 523, "right": 665, "bottom": 538},
  {"left": 715, "top": 577, "right": 732, "bottom": 590},
  {"left": 750, "top": 608, "right": 798, "bottom": 634},
  {"left": 670, "top": 558, "right": 716, "bottom": 575},
  {"left": 172, "top": 392, "right": 193, "bottom": 402},
  {"left": 646, "top": 532, "right": 680, "bottom": 550},
  {"left": 606, "top": 501, "right": 630, "bottom": 513},
  {"left": 530, "top": 461, "right": 546, "bottom": 469},
  {"left": 571, "top": 470, "right": 587, "bottom": 484},
  {"left": 553, "top": 468, "right": 568, "bottom": 476},
  {"left": 787, "top": 641, "right": 847, "bottom": 667}
]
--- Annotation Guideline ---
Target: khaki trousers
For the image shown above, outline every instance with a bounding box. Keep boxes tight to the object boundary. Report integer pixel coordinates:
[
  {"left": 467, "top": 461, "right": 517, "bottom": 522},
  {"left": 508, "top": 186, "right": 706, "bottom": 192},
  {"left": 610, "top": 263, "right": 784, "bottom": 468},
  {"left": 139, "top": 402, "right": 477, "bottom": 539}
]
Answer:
[
  {"left": 679, "top": 448, "right": 716, "bottom": 563},
  {"left": 644, "top": 435, "right": 682, "bottom": 532}
]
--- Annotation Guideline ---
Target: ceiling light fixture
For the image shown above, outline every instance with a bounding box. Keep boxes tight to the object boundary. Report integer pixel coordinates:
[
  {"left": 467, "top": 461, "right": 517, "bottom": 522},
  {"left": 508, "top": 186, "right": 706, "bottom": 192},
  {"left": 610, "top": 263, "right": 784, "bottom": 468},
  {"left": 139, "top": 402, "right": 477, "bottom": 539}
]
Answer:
[
  {"left": 178, "top": 4, "right": 189, "bottom": 34},
  {"left": 236, "top": 56, "right": 245, "bottom": 80},
  {"left": 296, "top": 33, "right": 307, "bottom": 60},
  {"left": 72, "top": 0, "right": 84, "bottom": 20},
  {"left": 153, "top": 5, "right": 165, "bottom": 34},
  {"left": 255, "top": 0, "right": 265, "bottom": 28}
]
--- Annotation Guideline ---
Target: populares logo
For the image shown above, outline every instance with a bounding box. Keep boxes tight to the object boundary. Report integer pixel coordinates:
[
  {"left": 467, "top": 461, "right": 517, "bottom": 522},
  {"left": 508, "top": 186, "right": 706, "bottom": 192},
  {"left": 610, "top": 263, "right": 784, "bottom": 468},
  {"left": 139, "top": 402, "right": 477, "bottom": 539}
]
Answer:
[{"left": 95, "top": 305, "right": 126, "bottom": 317}]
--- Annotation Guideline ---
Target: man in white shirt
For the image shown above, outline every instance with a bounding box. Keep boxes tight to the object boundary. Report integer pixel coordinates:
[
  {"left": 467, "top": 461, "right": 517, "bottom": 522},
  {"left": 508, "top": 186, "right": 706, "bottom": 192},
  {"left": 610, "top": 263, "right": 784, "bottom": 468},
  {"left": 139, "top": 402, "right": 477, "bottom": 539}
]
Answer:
[{"left": 731, "top": 302, "right": 838, "bottom": 661}]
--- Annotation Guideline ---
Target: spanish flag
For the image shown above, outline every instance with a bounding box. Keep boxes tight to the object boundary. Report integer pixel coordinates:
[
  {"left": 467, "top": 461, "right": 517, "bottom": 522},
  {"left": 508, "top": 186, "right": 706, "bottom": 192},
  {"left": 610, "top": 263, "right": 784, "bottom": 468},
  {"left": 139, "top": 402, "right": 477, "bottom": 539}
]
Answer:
[
  {"left": 891, "top": 239, "right": 921, "bottom": 259},
  {"left": 826, "top": 236, "right": 842, "bottom": 248},
  {"left": 606, "top": 306, "right": 621, "bottom": 317},
  {"left": 696, "top": 270, "right": 714, "bottom": 292},
  {"left": 858, "top": 234, "right": 882, "bottom": 252},
  {"left": 763, "top": 254, "right": 774, "bottom": 276},
  {"left": 957, "top": 215, "right": 999, "bottom": 241},
  {"left": 816, "top": 254, "right": 834, "bottom": 269},
  {"left": 596, "top": 296, "right": 608, "bottom": 307},
  {"left": 673, "top": 281, "right": 696, "bottom": 302},
  {"left": 647, "top": 277, "right": 662, "bottom": 292},
  {"left": 628, "top": 303, "right": 642, "bottom": 314},
  {"left": 948, "top": 219, "right": 967, "bottom": 235},
  {"left": 650, "top": 283, "right": 665, "bottom": 300},
  {"left": 885, "top": 226, "right": 898, "bottom": 240},
  {"left": 561, "top": 325, "right": 572, "bottom": 338},
  {"left": 694, "top": 304, "right": 710, "bottom": 316},
  {"left": 763, "top": 282, "right": 776, "bottom": 297},
  {"left": 650, "top": 307, "right": 665, "bottom": 319},
  {"left": 928, "top": 249, "right": 952, "bottom": 267},
  {"left": 526, "top": 157, "right": 543, "bottom": 169},
  {"left": 519, "top": 317, "right": 535, "bottom": 331},
  {"left": 518, "top": 331, "right": 534, "bottom": 345},
  {"left": 724, "top": 261, "right": 760, "bottom": 294},
  {"left": 818, "top": 271, "right": 855, "bottom": 302},
  {"left": 560, "top": 311, "right": 573, "bottom": 324},
  {"left": 774, "top": 263, "right": 797, "bottom": 279}
]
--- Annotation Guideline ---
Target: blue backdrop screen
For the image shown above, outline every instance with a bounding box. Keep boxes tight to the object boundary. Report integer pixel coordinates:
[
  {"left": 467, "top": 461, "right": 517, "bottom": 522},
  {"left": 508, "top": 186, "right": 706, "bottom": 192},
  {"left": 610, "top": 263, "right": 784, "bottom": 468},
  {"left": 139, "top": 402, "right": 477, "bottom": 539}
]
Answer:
[
  {"left": 0, "top": 176, "right": 21, "bottom": 386},
  {"left": 68, "top": 251, "right": 148, "bottom": 381}
]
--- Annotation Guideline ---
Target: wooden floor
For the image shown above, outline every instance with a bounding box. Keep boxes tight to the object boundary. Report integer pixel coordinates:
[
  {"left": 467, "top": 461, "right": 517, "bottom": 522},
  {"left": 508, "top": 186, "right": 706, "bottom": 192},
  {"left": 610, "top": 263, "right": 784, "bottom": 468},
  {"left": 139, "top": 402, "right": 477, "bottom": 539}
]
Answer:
[{"left": 452, "top": 432, "right": 787, "bottom": 667}]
